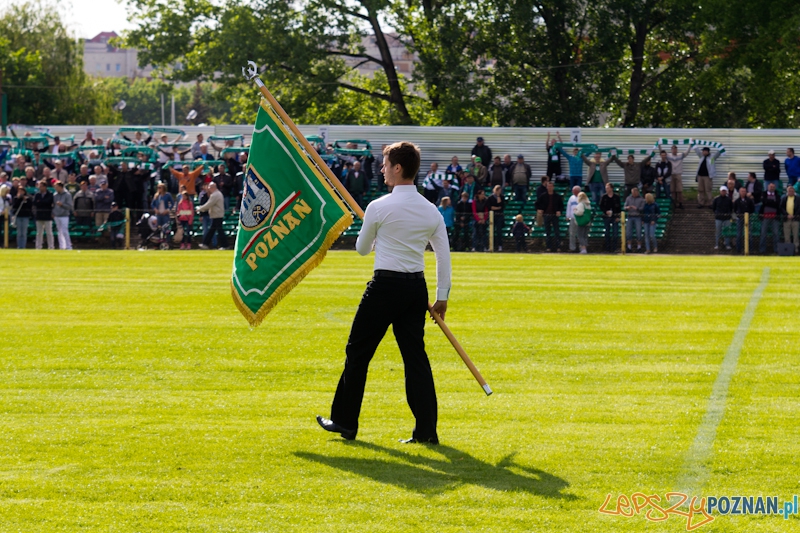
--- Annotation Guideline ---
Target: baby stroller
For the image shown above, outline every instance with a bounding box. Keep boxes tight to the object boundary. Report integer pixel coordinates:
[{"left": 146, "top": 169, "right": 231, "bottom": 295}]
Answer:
[{"left": 136, "top": 213, "right": 171, "bottom": 250}]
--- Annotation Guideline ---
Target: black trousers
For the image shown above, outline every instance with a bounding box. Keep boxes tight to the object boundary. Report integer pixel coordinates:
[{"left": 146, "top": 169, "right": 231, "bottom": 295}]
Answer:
[
  {"left": 203, "top": 218, "right": 228, "bottom": 248},
  {"left": 330, "top": 275, "right": 438, "bottom": 440}
]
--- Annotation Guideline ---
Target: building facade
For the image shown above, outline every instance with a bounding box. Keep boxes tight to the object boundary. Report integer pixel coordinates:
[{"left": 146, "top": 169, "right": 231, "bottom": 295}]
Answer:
[{"left": 83, "top": 32, "right": 154, "bottom": 79}]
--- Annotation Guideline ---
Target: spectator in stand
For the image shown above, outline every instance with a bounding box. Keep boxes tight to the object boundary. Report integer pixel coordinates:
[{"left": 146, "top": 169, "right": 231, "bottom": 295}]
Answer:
[
  {"left": 0, "top": 186, "right": 7, "bottom": 246},
  {"left": 785, "top": 148, "right": 800, "bottom": 187},
  {"left": 422, "top": 162, "right": 443, "bottom": 204},
  {"left": 191, "top": 134, "right": 204, "bottom": 159},
  {"left": 616, "top": 152, "right": 652, "bottom": 197},
  {"left": 581, "top": 151, "right": 616, "bottom": 205},
  {"left": 733, "top": 186, "right": 755, "bottom": 254},
  {"left": 11, "top": 155, "right": 26, "bottom": 179},
  {"left": 487, "top": 184, "right": 505, "bottom": 251},
  {"left": 489, "top": 156, "right": 505, "bottom": 188},
  {"left": 33, "top": 180, "right": 54, "bottom": 250},
  {"left": 197, "top": 182, "right": 227, "bottom": 250},
  {"left": 511, "top": 214, "right": 530, "bottom": 252},
  {"left": 73, "top": 181, "right": 95, "bottom": 227},
  {"left": 712, "top": 186, "right": 733, "bottom": 251},
  {"left": 170, "top": 164, "right": 201, "bottom": 197},
  {"left": 759, "top": 182, "right": 781, "bottom": 254},
  {"left": 471, "top": 137, "right": 492, "bottom": 172},
  {"left": 24, "top": 167, "right": 36, "bottom": 190},
  {"left": 37, "top": 167, "right": 52, "bottom": 186},
  {"left": 471, "top": 156, "right": 488, "bottom": 187},
  {"left": 65, "top": 173, "right": 79, "bottom": 196},
  {"left": 667, "top": 144, "right": 691, "bottom": 208},
  {"left": 76, "top": 164, "right": 91, "bottom": 185},
  {"left": 454, "top": 191, "right": 472, "bottom": 252},
  {"left": 745, "top": 172, "right": 763, "bottom": 209},
  {"left": 694, "top": 145, "right": 721, "bottom": 208},
  {"left": 176, "top": 186, "right": 195, "bottom": 250},
  {"left": 535, "top": 181, "right": 563, "bottom": 252},
  {"left": 546, "top": 132, "right": 563, "bottom": 181},
  {"left": 344, "top": 160, "right": 369, "bottom": 209},
  {"left": 508, "top": 154, "right": 532, "bottom": 203},
  {"left": 437, "top": 196, "right": 454, "bottom": 248},
  {"left": 566, "top": 185, "right": 581, "bottom": 253},
  {"left": 52, "top": 181, "right": 74, "bottom": 250},
  {"left": 573, "top": 192, "right": 592, "bottom": 254},
  {"left": 536, "top": 176, "right": 549, "bottom": 199},
  {"left": 558, "top": 146, "right": 584, "bottom": 189},
  {"left": 446, "top": 156, "right": 462, "bottom": 175},
  {"left": 655, "top": 150, "right": 672, "bottom": 201},
  {"left": 641, "top": 193, "right": 660, "bottom": 254},
  {"left": 725, "top": 174, "right": 741, "bottom": 202},
  {"left": 197, "top": 182, "right": 213, "bottom": 246},
  {"left": 640, "top": 157, "right": 656, "bottom": 196},
  {"left": 214, "top": 163, "right": 235, "bottom": 211},
  {"left": 763, "top": 150, "right": 781, "bottom": 189},
  {"left": 51, "top": 159, "right": 68, "bottom": 183},
  {"left": 781, "top": 185, "right": 799, "bottom": 252},
  {"left": 436, "top": 179, "right": 458, "bottom": 207},
  {"left": 151, "top": 183, "right": 174, "bottom": 228},
  {"left": 624, "top": 187, "right": 644, "bottom": 252},
  {"left": 471, "top": 188, "right": 489, "bottom": 252},
  {"left": 12, "top": 185, "right": 33, "bottom": 248},
  {"left": 87, "top": 176, "right": 98, "bottom": 194},
  {"left": 94, "top": 180, "right": 114, "bottom": 231}
]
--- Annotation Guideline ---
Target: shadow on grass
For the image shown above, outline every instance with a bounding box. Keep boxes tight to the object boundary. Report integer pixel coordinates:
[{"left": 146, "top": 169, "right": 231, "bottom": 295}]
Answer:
[{"left": 294, "top": 441, "right": 578, "bottom": 499}]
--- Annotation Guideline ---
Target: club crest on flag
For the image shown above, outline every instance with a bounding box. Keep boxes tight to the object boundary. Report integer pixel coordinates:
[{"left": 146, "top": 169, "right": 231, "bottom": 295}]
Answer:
[{"left": 240, "top": 168, "right": 274, "bottom": 230}]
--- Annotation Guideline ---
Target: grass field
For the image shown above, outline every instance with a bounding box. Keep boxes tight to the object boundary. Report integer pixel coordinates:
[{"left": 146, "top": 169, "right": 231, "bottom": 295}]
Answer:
[{"left": 1, "top": 250, "right": 798, "bottom": 532}]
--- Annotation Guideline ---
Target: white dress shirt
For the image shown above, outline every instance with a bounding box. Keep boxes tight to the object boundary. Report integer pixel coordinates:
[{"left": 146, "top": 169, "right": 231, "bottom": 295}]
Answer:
[{"left": 356, "top": 184, "right": 452, "bottom": 301}]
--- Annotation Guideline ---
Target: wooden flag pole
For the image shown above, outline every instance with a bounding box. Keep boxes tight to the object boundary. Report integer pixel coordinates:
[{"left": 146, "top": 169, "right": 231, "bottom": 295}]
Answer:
[{"left": 244, "top": 63, "right": 492, "bottom": 396}]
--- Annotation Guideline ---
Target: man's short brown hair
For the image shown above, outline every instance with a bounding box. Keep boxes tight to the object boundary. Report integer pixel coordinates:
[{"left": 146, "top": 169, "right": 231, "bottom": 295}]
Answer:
[{"left": 383, "top": 142, "right": 420, "bottom": 180}]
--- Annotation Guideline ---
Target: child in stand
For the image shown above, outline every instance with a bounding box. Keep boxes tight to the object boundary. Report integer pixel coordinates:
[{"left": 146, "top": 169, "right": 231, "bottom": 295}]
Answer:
[
  {"left": 438, "top": 196, "right": 455, "bottom": 249},
  {"left": 511, "top": 213, "right": 530, "bottom": 252}
]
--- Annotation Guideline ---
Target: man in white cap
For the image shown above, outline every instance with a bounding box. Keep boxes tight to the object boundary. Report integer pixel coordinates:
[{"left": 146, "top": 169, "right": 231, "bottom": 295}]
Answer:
[
  {"left": 712, "top": 185, "right": 733, "bottom": 250},
  {"left": 763, "top": 150, "right": 781, "bottom": 189}
]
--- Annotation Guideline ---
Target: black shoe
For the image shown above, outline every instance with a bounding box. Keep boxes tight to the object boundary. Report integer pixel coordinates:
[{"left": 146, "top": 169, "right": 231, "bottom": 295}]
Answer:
[
  {"left": 316, "top": 415, "right": 357, "bottom": 440},
  {"left": 399, "top": 436, "right": 439, "bottom": 445}
]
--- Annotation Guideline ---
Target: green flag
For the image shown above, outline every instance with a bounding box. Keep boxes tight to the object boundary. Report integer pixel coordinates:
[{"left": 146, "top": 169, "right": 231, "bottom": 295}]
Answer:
[{"left": 231, "top": 101, "right": 353, "bottom": 326}]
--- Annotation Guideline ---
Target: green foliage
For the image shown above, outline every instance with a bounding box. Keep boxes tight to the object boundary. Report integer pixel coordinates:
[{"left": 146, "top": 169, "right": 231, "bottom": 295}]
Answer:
[{"left": 1, "top": 251, "right": 799, "bottom": 531}]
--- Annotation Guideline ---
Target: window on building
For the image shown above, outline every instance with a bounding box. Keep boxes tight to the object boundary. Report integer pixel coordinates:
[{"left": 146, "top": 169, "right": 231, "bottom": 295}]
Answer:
[
  {"left": 116, "top": 64, "right": 121, "bottom": 72},
  {"left": 106, "top": 64, "right": 110, "bottom": 71},
  {"left": 96, "top": 63, "right": 102, "bottom": 71}
]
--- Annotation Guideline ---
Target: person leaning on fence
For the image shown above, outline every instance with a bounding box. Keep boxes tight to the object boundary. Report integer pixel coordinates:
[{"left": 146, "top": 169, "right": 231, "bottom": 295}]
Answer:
[
  {"left": 694, "top": 145, "right": 722, "bottom": 208},
  {"left": 600, "top": 183, "right": 621, "bottom": 253},
  {"left": 785, "top": 148, "right": 800, "bottom": 188},
  {"left": 176, "top": 186, "right": 195, "bottom": 250},
  {"left": 734, "top": 187, "right": 755, "bottom": 254},
  {"left": 615, "top": 152, "right": 652, "bottom": 197},
  {"left": 11, "top": 185, "right": 33, "bottom": 249},
  {"left": 454, "top": 191, "right": 472, "bottom": 252},
  {"left": 106, "top": 202, "right": 125, "bottom": 249},
  {"left": 712, "top": 186, "right": 733, "bottom": 251},
  {"left": 581, "top": 151, "right": 616, "bottom": 205},
  {"left": 33, "top": 180, "right": 54, "bottom": 250},
  {"left": 780, "top": 186, "right": 799, "bottom": 252},
  {"left": 655, "top": 151, "right": 672, "bottom": 201},
  {"left": 624, "top": 187, "right": 645, "bottom": 252},
  {"left": 471, "top": 188, "right": 489, "bottom": 252},
  {"left": 487, "top": 184, "right": 506, "bottom": 251},
  {"left": 566, "top": 185, "right": 581, "bottom": 253},
  {"left": 759, "top": 182, "right": 781, "bottom": 255},
  {"left": 511, "top": 214, "right": 530, "bottom": 252},
  {"left": 52, "top": 181, "right": 74, "bottom": 250},
  {"left": 641, "top": 193, "right": 660, "bottom": 253},
  {"left": 535, "top": 180, "right": 563, "bottom": 252},
  {"left": 573, "top": 192, "right": 592, "bottom": 254},
  {"left": 763, "top": 150, "right": 781, "bottom": 189},
  {"left": 94, "top": 180, "right": 114, "bottom": 231}
]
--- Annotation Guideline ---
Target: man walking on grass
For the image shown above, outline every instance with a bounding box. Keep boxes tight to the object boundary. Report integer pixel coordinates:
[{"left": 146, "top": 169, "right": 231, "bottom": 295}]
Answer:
[{"left": 317, "top": 141, "right": 451, "bottom": 445}]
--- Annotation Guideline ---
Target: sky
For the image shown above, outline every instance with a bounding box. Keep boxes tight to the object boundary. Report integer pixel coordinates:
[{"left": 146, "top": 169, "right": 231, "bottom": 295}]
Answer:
[{"left": 0, "top": 0, "right": 136, "bottom": 39}]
